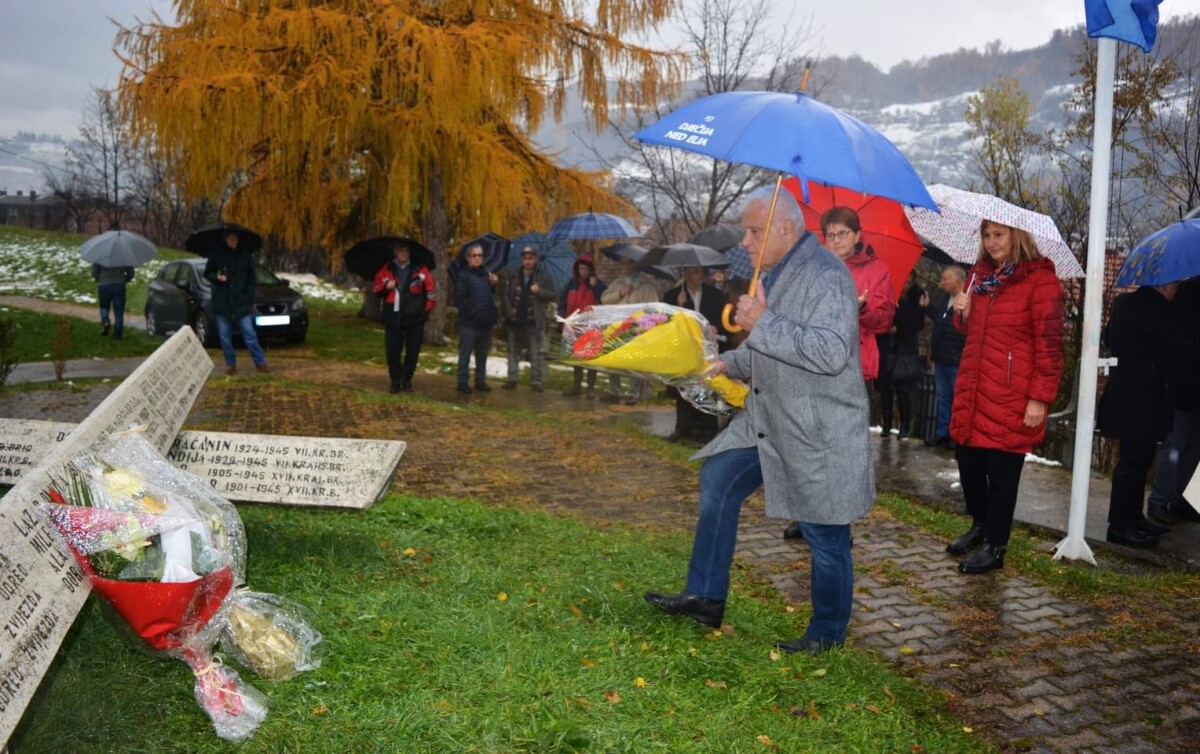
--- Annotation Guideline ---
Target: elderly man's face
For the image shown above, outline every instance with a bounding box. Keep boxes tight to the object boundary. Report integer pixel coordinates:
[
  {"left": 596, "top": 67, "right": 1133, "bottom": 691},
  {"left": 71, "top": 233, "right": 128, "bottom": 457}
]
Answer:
[
  {"left": 465, "top": 246, "right": 485, "bottom": 269},
  {"left": 741, "top": 200, "right": 798, "bottom": 268},
  {"left": 225, "top": 233, "right": 239, "bottom": 249},
  {"left": 393, "top": 247, "right": 411, "bottom": 265}
]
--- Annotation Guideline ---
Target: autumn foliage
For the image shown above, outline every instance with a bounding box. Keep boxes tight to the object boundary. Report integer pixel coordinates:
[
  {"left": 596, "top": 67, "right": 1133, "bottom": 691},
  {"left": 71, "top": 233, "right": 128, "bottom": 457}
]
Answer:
[{"left": 115, "top": 0, "right": 680, "bottom": 260}]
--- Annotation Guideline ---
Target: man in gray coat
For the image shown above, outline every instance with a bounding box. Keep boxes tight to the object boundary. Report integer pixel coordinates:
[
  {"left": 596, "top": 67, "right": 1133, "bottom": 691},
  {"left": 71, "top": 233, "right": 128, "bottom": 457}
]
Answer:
[
  {"left": 645, "top": 187, "right": 875, "bottom": 655},
  {"left": 499, "top": 245, "right": 557, "bottom": 391}
]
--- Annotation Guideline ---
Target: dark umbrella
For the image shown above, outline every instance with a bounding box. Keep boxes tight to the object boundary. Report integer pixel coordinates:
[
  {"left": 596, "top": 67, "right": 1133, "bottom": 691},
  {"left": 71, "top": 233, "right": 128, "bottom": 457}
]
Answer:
[
  {"left": 600, "top": 242, "right": 676, "bottom": 281},
  {"left": 546, "top": 212, "right": 639, "bottom": 242},
  {"left": 639, "top": 243, "right": 729, "bottom": 269},
  {"left": 688, "top": 224, "right": 743, "bottom": 252},
  {"left": 919, "top": 236, "right": 956, "bottom": 266},
  {"left": 344, "top": 236, "right": 436, "bottom": 279},
  {"left": 455, "top": 232, "right": 511, "bottom": 274},
  {"left": 184, "top": 222, "right": 263, "bottom": 256},
  {"left": 506, "top": 232, "right": 578, "bottom": 291},
  {"left": 78, "top": 230, "right": 158, "bottom": 268}
]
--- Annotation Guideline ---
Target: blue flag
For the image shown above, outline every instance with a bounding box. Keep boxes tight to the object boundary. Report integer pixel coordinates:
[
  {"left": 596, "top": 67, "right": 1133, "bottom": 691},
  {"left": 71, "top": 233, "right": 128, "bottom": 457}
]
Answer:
[{"left": 1085, "top": 0, "right": 1164, "bottom": 52}]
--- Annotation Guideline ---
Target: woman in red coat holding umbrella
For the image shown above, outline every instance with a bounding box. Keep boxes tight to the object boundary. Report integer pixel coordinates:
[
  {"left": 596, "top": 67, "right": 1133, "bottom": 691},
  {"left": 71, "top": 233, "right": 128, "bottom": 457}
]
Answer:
[{"left": 947, "top": 220, "right": 1064, "bottom": 573}]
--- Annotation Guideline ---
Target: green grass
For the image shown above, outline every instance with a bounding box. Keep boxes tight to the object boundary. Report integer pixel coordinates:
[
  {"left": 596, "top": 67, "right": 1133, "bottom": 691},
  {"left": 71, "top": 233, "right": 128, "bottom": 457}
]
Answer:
[
  {"left": 0, "top": 306, "right": 161, "bottom": 362},
  {"left": 13, "top": 494, "right": 988, "bottom": 753}
]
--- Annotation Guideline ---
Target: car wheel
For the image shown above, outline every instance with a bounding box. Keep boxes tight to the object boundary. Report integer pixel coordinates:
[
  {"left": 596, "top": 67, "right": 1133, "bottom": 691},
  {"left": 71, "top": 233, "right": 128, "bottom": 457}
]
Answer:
[
  {"left": 193, "top": 311, "right": 216, "bottom": 347},
  {"left": 144, "top": 307, "right": 158, "bottom": 336}
]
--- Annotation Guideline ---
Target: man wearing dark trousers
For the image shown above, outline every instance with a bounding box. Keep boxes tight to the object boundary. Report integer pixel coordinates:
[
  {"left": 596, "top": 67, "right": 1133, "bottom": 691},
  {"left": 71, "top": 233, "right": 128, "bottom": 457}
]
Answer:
[
  {"left": 922, "top": 265, "right": 966, "bottom": 447},
  {"left": 663, "top": 265, "right": 728, "bottom": 442},
  {"left": 453, "top": 243, "right": 499, "bottom": 393},
  {"left": 373, "top": 243, "right": 436, "bottom": 393}
]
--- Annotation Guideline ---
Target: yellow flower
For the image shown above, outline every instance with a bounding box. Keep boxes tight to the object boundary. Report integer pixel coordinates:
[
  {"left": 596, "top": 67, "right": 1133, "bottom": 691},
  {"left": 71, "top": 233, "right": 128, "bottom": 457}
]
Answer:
[{"left": 102, "top": 468, "right": 146, "bottom": 498}]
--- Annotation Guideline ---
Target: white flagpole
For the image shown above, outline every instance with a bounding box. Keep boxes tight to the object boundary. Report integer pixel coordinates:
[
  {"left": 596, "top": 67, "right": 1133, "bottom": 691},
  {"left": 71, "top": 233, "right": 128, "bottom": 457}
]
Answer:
[{"left": 1054, "top": 37, "right": 1118, "bottom": 564}]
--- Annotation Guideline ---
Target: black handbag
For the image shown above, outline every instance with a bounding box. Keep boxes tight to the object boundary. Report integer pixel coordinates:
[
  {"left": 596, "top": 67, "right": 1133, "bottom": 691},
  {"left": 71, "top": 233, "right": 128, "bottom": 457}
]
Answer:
[{"left": 888, "top": 353, "right": 925, "bottom": 386}]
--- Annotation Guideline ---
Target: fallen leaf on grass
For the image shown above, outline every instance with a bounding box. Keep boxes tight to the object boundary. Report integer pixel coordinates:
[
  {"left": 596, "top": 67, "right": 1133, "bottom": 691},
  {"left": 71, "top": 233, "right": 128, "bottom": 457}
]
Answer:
[
  {"left": 606, "top": 690, "right": 622, "bottom": 704},
  {"left": 810, "top": 668, "right": 827, "bottom": 678},
  {"left": 962, "top": 726, "right": 973, "bottom": 734},
  {"left": 497, "top": 591, "right": 509, "bottom": 602},
  {"left": 635, "top": 677, "right": 647, "bottom": 688},
  {"left": 705, "top": 679, "right": 727, "bottom": 689},
  {"left": 403, "top": 547, "right": 416, "bottom": 557},
  {"left": 311, "top": 705, "right": 329, "bottom": 715},
  {"left": 688, "top": 647, "right": 698, "bottom": 656},
  {"left": 580, "top": 658, "right": 598, "bottom": 668},
  {"left": 807, "top": 700, "right": 821, "bottom": 720},
  {"left": 785, "top": 606, "right": 796, "bottom": 613},
  {"left": 769, "top": 650, "right": 780, "bottom": 662},
  {"left": 866, "top": 704, "right": 881, "bottom": 715},
  {"left": 569, "top": 604, "right": 584, "bottom": 618},
  {"left": 883, "top": 685, "right": 896, "bottom": 703},
  {"left": 574, "top": 696, "right": 590, "bottom": 708},
  {"left": 756, "top": 734, "right": 775, "bottom": 747}
]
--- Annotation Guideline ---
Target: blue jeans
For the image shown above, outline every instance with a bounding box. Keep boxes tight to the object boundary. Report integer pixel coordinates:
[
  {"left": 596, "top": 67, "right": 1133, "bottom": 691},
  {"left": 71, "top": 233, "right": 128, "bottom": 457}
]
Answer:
[
  {"left": 215, "top": 313, "right": 266, "bottom": 367},
  {"left": 97, "top": 283, "right": 126, "bottom": 337},
  {"left": 457, "top": 324, "right": 492, "bottom": 387},
  {"left": 933, "top": 363, "right": 958, "bottom": 438},
  {"left": 1149, "top": 409, "right": 1200, "bottom": 512},
  {"left": 685, "top": 446, "right": 855, "bottom": 646}
]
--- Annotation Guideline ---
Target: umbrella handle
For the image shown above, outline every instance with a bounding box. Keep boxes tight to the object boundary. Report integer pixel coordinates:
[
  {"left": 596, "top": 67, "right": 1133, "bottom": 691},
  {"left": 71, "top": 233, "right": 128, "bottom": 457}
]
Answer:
[{"left": 723, "top": 176, "right": 781, "bottom": 334}]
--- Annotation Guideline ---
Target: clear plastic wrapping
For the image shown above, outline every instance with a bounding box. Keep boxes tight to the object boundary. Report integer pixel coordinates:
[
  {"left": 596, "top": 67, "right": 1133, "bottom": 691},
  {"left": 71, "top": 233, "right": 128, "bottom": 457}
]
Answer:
[
  {"left": 558, "top": 303, "right": 748, "bottom": 414},
  {"left": 37, "top": 428, "right": 320, "bottom": 742}
]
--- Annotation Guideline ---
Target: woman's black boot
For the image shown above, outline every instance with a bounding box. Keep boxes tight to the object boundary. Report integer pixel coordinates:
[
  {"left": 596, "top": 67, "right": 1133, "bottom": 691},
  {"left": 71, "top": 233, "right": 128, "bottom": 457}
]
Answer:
[
  {"left": 958, "top": 544, "right": 1006, "bottom": 574},
  {"left": 946, "top": 521, "right": 983, "bottom": 556}
]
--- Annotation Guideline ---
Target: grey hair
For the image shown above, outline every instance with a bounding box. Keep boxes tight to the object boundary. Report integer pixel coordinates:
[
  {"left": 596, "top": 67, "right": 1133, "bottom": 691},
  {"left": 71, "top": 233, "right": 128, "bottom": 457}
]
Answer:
[
  {"left": 945, "top": 265, "right": 967, "bottom": 281},
  {"left": 465, "top": 243, "right": 484, "bottom": 254},
  {"left": 743, "top": 186, "right": 804, "bottom": 228}
]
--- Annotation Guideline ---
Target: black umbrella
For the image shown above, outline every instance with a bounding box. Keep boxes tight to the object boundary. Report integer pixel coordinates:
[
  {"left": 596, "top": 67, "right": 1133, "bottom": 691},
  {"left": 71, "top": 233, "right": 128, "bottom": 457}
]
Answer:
[
  {"left": 688, "top": 223, "right": 743, "bottom": 252},
  {"left": 456, "top": 232, "right": 511, "bottom": 273},
  {"left": 639, "top": 242, "right": 729, "bottom": 269},
  {"left": 600, "top": 242, "right": 676, "bottom": 281},
  {"left": 344, "top": 236, "right": 437, "bottom": 279},
  {"left": 918, "top": 235, "right": 956, "bottom": 266},
  {"left": 184, "top": 222, "right": 263, "bottom": 256}
]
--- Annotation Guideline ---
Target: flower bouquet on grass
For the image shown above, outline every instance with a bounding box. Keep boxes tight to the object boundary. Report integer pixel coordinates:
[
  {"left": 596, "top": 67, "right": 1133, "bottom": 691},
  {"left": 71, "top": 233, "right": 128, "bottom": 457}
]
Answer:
[
  {"left": 38, "top": 430, "right": 321, "bottom": 741},
  {"left": 558, "top": 303, "right": 748, "bottom": 414}
]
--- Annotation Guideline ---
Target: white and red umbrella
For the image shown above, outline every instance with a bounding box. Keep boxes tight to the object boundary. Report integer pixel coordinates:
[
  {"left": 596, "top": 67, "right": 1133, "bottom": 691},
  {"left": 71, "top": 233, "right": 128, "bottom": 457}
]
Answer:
[{"left": 905, "top": 184, "right": 1084, "bottom": 279}]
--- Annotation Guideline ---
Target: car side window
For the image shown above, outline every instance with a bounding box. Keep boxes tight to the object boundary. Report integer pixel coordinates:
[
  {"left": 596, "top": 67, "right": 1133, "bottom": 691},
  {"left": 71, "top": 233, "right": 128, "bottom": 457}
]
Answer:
[
  {"left": 174, "top": 264, "right": 196, "bottom": 287},
  {"left": 158, "top": 263, "right": 177, "bottom": 282}
]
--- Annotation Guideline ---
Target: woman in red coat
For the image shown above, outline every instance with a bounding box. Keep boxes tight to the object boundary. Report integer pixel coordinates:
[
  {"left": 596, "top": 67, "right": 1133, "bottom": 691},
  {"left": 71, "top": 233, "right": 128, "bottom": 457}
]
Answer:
[
  {"left": 947, "top": 220, "right": 1064, "bottom": 573},
  {"left": 820, "top": 207, "right": 896, "bottom": 382}
]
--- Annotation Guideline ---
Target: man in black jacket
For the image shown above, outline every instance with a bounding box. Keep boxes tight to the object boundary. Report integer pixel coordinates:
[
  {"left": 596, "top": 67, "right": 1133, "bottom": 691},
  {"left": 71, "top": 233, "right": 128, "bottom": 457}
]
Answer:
[
  {"left": 1148, "top": 277, "right": 1200, "bottom": 524},
  {"left": 452, "top": 243, "right": 499, "bottom": 393},
  {"left": 663, "top": 266, "right": 728, "bottom": 442},
  {"left": 921, "top": 265, "right": 966, "bottom": 447}
]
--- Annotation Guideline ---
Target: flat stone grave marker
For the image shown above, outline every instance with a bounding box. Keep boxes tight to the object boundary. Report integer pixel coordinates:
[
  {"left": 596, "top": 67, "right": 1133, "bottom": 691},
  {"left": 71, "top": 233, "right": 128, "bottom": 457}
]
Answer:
[
  {"left": 0, "top": 329, "right": 211, "bottom": 747},
  {"left": 0, "top": 420, "right": 403, "bottom": 509}
]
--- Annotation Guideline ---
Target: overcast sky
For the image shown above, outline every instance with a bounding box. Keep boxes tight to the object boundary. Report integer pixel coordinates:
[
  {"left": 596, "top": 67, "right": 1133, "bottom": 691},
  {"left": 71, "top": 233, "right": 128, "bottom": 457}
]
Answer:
[{"left": 2, "top": 0, "right": 1199, "bottom": 140}]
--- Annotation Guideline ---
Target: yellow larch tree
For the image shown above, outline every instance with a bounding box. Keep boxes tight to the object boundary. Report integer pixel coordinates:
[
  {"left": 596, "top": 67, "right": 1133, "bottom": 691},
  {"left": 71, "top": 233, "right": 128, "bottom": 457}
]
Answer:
[{"left": 115, "top": 0, "right": 680, "bottom": 335}]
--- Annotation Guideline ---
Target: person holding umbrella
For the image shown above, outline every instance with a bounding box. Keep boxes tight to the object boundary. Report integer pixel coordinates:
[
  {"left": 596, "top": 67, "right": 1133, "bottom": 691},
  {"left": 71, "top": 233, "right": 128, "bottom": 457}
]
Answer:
[
  {"left": 946, "top": 220, "right": 1064, "bottom": 573},
  {"left": 451, "top": 243, "right": 499, "bottom": 394},
  {"left": 663, "top": 265, "right": 728, "bottom": 442},
  {"left": 92, "top": 263, "right": 135, "bottom": 339},
  {"left": 558, "top": 256, "right": 607, "bottom": 398},
  {"left": 645, "top": 187, "right": 874, "bottom": 655},
  {"left": 373, "top": 242, "right": 437, "bottom": 393},
  {"left": 204, "top": 231, "right": 270, "bottom": 376},
  {"left": 599, "top": 256, "right": 661, "bottom": 405},
  {"left": 498, "top": 246, "right": 556, "bottom": 391}
]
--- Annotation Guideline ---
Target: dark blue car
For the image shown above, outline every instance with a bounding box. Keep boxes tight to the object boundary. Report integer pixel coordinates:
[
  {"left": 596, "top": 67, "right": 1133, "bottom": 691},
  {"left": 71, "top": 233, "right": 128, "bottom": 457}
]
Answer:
[{"left": 143, "top": 258, "right": 308, "bottom": 346}]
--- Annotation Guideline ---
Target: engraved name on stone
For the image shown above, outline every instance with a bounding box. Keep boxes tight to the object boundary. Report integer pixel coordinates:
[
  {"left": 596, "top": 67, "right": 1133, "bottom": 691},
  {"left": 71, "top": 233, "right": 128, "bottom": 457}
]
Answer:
[{"left": 0, "top": 329, "right": 209, "bottom": 745}]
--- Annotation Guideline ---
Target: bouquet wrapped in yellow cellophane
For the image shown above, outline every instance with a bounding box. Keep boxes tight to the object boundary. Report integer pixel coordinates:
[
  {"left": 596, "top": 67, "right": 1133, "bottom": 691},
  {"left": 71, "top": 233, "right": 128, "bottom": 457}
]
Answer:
[{"left": 558, "top": 303, "right": 747, "bottom": 414}]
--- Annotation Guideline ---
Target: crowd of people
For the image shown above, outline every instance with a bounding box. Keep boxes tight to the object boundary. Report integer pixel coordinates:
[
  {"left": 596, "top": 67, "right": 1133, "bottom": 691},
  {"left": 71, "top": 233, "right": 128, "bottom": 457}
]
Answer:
[{"left": 342, "top": 192, "right": 1195, "bottom": 654}]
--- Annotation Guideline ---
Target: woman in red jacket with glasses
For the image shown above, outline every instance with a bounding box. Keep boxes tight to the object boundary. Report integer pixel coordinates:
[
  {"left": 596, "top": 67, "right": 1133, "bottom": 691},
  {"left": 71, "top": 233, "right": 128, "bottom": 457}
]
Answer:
[{"left": 946, "top": 220, "right": 1064, "bottom": 574}]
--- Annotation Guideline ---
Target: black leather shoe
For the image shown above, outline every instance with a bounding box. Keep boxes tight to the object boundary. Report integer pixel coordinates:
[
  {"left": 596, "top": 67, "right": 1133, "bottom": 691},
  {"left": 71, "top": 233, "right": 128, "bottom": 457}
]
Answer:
[
  {"left": 457, "top": 385, "right": 473, "bottom": 394},
  {"left": 1136, "top": 517, "right": 1171, "bottom": 536},
  {"left": 946, "top": 522, "right": 983, "bottom": 556},
  {"left": 1147, "top": 507, "right": 1175, "bottom": 527},
  {"left": 389, "top": 380, "right": 402, "bottom": 394},
  {"left": 958, "top": 544, "right": 1005, "bottom": 574},
  {"left": 1107, "top": 525, "right": 1159, "bottom": 548},
  {"left": 402, "top": 379, "right": 414, "bottom": 393},
  {"left": 783, "top": 521, "right": 805, "bottom": 540},
  {"left": 475, "top": 382, "right": 492, "bottom": 392},
  {"left": 775, "top": 635, "right": 842, "bottom": 655},
  {"left": 644, "top": 591, "right": 725, "bottom": 628},
  {"left": 501, "top": 381, "right": 518, "bottom": 390}
]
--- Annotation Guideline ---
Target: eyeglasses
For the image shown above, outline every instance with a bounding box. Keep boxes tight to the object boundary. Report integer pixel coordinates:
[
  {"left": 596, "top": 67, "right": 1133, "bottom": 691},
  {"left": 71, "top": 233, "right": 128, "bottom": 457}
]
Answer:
[
  {"left": 467, "top": 252, "right": 484, "bottom": 258},
  {"left": 825, "top": 230, "right": 854, "bottom": 242}
]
